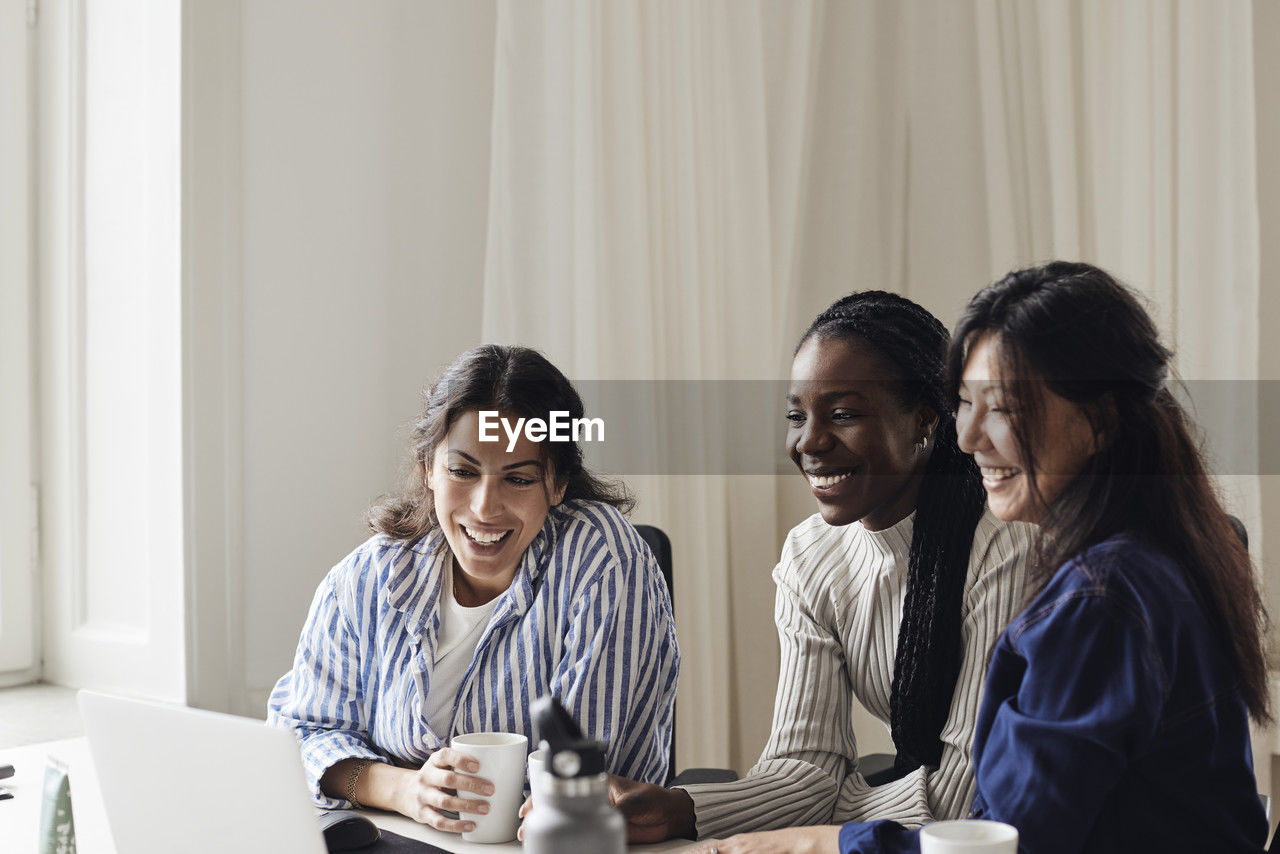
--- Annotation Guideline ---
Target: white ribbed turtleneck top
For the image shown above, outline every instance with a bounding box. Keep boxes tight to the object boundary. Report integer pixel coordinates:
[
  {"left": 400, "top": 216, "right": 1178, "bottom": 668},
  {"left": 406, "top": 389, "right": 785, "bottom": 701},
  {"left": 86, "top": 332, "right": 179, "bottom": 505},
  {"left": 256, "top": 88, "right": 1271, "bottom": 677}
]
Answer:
[{"left": 685, "top": 508, "right": 1034, "bottom": 836}]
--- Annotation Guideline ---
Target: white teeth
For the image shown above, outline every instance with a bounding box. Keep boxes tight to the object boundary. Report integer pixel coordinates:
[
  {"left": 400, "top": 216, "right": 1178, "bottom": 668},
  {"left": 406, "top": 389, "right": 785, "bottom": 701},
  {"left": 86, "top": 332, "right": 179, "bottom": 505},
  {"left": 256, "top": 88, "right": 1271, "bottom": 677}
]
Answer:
[
  {"left": 463, "top": 526, "right": 509, "bottom": 545},
  {"left": 808, "top": 471, "right": 852, "bottom": 489},
  {"left": 980, "top": 466, "right": 1021, "bottom": 480}
]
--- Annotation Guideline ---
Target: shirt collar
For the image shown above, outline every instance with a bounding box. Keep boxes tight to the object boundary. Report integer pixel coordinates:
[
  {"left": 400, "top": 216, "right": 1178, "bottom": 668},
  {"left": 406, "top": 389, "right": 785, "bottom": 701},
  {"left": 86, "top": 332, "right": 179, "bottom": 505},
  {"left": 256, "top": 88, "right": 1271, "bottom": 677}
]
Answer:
[{"left": 383, "top": 508, "right": 563, "bottom": 630}]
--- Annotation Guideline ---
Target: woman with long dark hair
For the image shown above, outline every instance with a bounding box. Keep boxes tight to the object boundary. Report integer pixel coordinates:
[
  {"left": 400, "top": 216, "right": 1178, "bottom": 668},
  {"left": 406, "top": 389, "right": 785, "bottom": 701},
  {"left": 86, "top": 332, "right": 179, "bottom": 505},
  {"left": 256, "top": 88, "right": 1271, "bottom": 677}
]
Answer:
[
  {"left": 268, "top": 344, "right": 679, "bottom": 835},
  {"left": 607, "top": 292, "right": 1034, "bottom": 844},
  {"left": 731, "top": 262, "right": 1269, "bottom": 853}
]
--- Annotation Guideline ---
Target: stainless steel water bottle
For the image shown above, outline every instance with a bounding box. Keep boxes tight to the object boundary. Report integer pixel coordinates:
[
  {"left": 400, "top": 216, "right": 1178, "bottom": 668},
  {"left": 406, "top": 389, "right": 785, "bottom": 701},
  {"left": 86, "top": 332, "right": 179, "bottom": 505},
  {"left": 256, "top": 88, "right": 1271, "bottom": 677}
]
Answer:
[{"left": 522, "top": 696, "right": 626, "bottom": 854}]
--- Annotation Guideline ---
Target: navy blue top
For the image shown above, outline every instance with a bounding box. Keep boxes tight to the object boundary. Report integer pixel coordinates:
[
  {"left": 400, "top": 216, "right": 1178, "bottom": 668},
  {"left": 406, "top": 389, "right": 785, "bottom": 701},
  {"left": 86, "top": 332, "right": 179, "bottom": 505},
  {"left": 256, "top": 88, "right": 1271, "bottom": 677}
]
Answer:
[{"left": 838, "top": 534, "right": 1267, "bottom": 854}]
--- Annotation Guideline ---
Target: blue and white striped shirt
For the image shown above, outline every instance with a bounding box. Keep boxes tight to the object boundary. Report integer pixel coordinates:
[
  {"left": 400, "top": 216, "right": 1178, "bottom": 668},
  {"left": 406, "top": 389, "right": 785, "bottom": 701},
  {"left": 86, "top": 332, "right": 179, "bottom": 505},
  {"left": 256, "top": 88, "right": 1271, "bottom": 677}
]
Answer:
[{"left": 267, "top": 499, "right": 680, "bottom": 807}]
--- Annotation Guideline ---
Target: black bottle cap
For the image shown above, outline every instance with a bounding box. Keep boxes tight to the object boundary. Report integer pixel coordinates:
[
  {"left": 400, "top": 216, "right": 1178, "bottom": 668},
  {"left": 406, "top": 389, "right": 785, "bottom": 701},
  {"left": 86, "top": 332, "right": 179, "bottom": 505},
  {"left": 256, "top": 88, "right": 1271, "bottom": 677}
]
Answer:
[{"left": 532, "top": 695, "right": 608, "bottom": 779}]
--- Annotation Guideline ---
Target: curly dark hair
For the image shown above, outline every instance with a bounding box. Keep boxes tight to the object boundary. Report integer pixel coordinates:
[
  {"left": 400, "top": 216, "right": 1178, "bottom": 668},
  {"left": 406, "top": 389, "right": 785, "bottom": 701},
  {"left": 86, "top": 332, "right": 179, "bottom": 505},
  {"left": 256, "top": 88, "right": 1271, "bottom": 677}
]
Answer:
[
  {"left": 948, "top": 261, "right": 1269, "bottom": 723},
  {"left": 799, "top": 291, "right": 988, "bottom": 776},
  {"left": 368, "top": 344, "right": 633, "bottom": 540}
]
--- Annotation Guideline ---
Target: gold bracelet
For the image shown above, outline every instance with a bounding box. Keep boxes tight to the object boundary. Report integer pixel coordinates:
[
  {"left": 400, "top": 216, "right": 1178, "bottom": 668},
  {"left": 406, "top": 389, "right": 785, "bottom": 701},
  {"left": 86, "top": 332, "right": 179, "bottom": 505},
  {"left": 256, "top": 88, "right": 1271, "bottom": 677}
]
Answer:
[{"left": 346, "top": 759, "right": 373, "bottom": 809}]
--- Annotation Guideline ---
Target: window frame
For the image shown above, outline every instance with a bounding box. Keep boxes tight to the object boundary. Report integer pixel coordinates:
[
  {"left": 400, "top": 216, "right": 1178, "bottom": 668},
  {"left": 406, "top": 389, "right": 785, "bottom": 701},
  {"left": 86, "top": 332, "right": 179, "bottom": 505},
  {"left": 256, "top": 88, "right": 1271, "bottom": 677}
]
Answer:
[{"left": 0, "top": 0, "right": 38, "bottom": 685}]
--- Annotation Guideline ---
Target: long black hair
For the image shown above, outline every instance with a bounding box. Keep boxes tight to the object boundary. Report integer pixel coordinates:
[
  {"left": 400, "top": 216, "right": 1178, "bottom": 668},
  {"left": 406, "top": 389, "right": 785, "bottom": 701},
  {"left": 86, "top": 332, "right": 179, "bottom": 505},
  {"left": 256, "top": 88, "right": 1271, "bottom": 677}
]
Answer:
[
  {"left": 948, "top": 261, "right": 1269, "bottom": 722},
  {"left": 369, "top": 344, "right": 633, "bottom": 540},
  {"left": 800, "top": 291, "right": 988, "bottom": 775}
]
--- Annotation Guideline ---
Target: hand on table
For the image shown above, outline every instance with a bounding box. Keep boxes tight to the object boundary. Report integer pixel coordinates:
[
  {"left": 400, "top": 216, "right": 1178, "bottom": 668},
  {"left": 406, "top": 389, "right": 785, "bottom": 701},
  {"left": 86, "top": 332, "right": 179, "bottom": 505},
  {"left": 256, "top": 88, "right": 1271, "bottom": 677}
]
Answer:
[
  {"left": 517, "top": 778, "right": 690, "bottom": 844},
  {"left": 393, "top": 747, "right": 494, "bottom": 833},
  {"left": 516, "top": 773, "right": 702, "bottom": 844},
  {"left": 687, "top": 826, "right": 842, "bottom": 854},
  {"left": 608, "top": 774, "right": 697, "bottom": 843}
]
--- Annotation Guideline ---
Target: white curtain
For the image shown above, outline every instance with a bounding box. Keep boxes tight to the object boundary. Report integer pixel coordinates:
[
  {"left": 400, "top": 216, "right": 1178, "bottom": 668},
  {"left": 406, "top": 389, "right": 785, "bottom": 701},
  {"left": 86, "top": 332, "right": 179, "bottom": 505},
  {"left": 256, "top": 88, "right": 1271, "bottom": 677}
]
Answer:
[
  {"left": 975, "top": 0, "right": 1260, "bottom": 495},
  {"left": 483, "top": 0, "right": 824, "bottom": 769},
  {"left": 968, "top": 0, "right": 1266, "bottom": 786},
  {"left": 482, "top": 0, "right": 1262, "bottom": 771},
  {"left": 972, "top": 1, "right": 1259, "bottom": 382},
  {"left": 790, "top": 0, "right": 1261, "bottom": 572}
]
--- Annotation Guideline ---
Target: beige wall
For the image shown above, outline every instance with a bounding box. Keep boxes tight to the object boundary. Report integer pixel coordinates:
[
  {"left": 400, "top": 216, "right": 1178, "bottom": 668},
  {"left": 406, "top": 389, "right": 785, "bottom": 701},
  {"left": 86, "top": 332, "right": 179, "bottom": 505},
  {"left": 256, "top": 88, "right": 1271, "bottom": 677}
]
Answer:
[{"left": 236, "top": 0, "right": 497, "bottom": 710}]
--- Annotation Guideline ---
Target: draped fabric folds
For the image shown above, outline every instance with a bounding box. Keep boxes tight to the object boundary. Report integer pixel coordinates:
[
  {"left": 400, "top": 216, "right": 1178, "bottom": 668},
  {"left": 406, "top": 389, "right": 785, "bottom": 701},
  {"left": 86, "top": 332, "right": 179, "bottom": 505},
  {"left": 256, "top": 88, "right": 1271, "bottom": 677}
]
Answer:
[
  {"left": 480, "top": 0, "right": 1261, "bottom": 772},
  {"left": 483, "top": 0, "right": 824, "bottom": 769}
]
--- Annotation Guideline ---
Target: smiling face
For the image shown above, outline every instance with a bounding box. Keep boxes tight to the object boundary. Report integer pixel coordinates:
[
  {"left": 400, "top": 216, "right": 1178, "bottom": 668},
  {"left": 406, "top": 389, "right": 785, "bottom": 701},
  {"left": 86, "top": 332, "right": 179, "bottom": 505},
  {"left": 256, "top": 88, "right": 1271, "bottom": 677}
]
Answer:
[
  {"left": 955, "top": 333, "right": 1097, "bottom": 524},
  {"left": 786, "top": 335, "right": 934, "bottom": 530},
  {"left": 425, "top": 409, "right": 566, "bottom": 603}
]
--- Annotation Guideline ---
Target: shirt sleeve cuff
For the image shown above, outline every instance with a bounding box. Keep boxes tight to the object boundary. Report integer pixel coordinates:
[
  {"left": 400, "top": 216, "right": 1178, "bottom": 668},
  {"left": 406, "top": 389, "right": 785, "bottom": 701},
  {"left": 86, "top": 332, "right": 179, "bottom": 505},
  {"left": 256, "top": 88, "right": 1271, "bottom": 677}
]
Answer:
[
  {"left": 681, "top": 782, "right": 743, "bottom": 840},
  {"left": 835, "top": 764, "right": 933, "bottom": 827},
  {"left": 293, "top": 728, "right": 384, "bottom": 809},
  {"left": 839, "top": 820, "right": 920, "bottom": 854},
  {"left": 679, "top": 759, "right": 840, "bottom": 838}
]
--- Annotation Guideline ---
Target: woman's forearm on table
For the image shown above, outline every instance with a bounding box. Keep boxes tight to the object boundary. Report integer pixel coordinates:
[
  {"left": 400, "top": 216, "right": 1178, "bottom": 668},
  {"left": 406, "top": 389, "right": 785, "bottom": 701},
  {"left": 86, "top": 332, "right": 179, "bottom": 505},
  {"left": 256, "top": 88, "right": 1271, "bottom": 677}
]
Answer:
[{"left": 321, "top": 758, "right": 412, "bottom": 812}]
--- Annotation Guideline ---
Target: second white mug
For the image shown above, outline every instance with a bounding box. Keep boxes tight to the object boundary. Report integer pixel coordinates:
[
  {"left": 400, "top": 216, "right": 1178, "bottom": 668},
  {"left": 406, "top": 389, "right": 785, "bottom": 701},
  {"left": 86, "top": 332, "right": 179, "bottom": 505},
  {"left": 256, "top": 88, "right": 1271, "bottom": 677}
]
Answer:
[
  {"left": 527, "top": 748, "right": 548, "bottom": 802},
  {"left": 920, "top": 819, "right": 1018, "bottom": 854}
]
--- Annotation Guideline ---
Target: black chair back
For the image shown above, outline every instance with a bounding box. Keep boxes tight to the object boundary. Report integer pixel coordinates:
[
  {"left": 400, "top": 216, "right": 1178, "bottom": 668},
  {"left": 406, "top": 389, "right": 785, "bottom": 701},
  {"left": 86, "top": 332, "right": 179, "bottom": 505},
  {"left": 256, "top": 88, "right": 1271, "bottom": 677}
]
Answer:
[
  {"left": 1228, "top": 514, "right": 1249, "bottom": 549},
  {"left": 634, "top": 523, "right": 739, "bottom": 787},
  {"left": 634, "top": 524, "right": 676, "bottom": 779},
  {"left": 636, "top": 524, "right": 674, "bottom": 603}
]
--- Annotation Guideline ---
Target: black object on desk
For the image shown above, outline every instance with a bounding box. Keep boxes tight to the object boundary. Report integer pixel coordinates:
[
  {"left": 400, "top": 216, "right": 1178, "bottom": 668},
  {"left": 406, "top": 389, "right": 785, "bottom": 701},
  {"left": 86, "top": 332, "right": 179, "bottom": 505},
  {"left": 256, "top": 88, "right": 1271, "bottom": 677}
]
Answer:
[
  {"left": 316, "top": 810, "right": 451, "bottom": 853},
  {"left": 318, "top": 809, "right": 380, "bottom": 850},
  {"left": 362, "top": 829, "right": 452, "bottom": 853}
]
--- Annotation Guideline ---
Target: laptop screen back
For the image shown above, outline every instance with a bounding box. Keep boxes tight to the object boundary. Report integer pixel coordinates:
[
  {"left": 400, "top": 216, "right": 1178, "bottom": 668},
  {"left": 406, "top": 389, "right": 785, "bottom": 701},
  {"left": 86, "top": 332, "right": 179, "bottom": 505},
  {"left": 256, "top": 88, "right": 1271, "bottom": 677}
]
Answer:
[{"left": 78, "top": 690, "right": 326, "bottom": 854}]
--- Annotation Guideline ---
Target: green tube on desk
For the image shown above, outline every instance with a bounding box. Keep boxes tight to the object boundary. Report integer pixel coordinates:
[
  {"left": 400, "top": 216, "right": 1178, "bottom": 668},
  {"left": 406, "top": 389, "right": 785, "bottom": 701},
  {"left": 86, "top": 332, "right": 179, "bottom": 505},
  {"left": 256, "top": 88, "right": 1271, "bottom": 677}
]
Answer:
[{"left": 39, "top": 756, "right": 77, "bottom": 854}]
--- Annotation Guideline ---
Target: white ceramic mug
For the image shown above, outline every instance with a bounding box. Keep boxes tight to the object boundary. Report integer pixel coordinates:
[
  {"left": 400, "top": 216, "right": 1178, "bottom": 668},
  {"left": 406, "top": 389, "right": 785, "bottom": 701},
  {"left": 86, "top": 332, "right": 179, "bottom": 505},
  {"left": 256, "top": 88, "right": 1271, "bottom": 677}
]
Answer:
[
  {"left": 450, "top": 732, "right": 529, "bottom": 843},
  {"left": 920, "top": 819, "right": 1018, "bottom": 854},
  {"left": 527, "top": 748, "right": 548, "bottom": 802}
]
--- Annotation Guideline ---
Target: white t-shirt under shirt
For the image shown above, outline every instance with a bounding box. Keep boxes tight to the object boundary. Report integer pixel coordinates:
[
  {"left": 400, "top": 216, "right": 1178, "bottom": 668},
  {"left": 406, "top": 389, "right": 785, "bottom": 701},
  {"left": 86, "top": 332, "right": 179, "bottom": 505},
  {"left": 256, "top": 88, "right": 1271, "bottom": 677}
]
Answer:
[{"left": 422, "top": 560, "right": 501, "bottom": 737}]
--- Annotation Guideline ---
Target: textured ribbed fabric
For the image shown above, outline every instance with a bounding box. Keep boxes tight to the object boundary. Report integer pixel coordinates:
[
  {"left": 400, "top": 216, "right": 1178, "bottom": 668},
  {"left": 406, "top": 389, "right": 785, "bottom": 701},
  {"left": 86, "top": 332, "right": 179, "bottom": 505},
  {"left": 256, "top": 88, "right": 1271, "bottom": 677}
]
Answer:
[
  {"left": 684, "top": 508, "right": 1033, "bottom": 837},
  {"left": 267, "top": 499, "right": 680, "bottom": 807}
]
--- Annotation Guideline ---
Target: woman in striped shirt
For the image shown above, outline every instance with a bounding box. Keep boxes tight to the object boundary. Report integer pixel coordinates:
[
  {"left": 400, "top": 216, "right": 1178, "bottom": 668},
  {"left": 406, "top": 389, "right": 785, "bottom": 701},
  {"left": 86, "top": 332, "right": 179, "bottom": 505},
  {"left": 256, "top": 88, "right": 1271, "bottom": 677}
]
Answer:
[
  {"left": 612, "top": 292, "right": 1033, "bottom": 845},
  {"left": 268, "top": 344, "right": 679, "bottom": 835}
]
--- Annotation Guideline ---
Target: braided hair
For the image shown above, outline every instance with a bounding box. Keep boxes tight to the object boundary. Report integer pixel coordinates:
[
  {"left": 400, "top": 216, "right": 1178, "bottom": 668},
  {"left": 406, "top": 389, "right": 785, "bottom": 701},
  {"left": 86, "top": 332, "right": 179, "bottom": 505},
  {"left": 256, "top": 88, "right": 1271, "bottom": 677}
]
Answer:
[{"left": 799, "top": 291, "right": 987, "bottom": 776}]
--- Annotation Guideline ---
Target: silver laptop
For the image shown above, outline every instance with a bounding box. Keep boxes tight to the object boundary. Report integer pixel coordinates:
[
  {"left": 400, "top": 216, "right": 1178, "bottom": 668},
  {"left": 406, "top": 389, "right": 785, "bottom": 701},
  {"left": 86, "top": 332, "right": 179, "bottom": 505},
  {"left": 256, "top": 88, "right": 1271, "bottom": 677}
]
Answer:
[{"left": 78, "top": 689, "right": 327, "bottom": 854}]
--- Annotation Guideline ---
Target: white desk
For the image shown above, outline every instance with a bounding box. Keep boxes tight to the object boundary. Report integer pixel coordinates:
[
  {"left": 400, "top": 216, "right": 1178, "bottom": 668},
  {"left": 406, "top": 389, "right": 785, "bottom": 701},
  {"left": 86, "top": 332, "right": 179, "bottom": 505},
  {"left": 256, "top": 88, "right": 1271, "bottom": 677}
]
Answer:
[{"left": 0, "top": 739, "right": 701, "bottom": 853}]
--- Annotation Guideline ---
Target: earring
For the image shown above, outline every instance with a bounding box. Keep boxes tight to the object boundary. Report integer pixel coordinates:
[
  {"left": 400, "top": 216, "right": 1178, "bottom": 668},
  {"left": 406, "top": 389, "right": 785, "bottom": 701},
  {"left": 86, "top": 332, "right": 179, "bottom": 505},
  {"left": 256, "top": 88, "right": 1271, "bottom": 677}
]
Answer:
[{"left": 916, "top": 436, "right": 928, "bottom": 453}]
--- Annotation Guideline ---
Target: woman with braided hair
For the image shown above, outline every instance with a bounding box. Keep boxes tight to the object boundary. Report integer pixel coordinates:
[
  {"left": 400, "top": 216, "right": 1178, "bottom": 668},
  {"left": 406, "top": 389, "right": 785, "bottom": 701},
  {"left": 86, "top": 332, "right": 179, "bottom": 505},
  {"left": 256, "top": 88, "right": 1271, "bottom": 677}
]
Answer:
[
  {"left": 709, "top": 264, "right": 1269, "bottom": 853},
  {"left": 604, "top": 292, "right": 1034, "bottom": 847}
]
